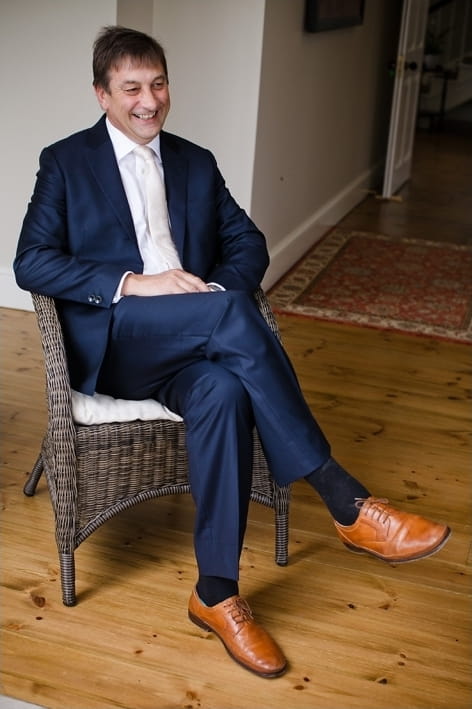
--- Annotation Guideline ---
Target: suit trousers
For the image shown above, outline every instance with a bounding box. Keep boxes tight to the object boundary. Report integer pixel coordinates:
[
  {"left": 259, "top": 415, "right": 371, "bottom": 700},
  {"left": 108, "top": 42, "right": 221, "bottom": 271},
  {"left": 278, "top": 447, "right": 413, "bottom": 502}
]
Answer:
[{"left": 97, "top": 290, "right": 331, "bottom": 579}]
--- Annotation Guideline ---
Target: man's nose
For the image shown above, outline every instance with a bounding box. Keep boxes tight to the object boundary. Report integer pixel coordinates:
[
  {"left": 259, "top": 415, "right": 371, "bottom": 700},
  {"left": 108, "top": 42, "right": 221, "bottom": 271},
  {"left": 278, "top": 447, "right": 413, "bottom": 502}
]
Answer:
[{"left": 141, "top": 86, "right": 160, "bottom": 107}]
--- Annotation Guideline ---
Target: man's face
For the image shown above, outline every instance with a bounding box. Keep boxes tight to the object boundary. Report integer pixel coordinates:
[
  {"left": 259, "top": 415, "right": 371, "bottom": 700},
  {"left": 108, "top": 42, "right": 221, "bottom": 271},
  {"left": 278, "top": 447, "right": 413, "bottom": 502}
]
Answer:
[{"left": 94, "top": 59, "right": 170, "bottom": 144}]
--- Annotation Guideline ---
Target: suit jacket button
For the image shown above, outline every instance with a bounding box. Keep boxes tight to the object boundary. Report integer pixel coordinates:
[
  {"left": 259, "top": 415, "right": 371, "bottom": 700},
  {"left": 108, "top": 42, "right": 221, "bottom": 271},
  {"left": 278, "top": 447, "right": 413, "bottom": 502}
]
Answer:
[{"left": 95, "top": 295, "right": 102, "bottom": 304}]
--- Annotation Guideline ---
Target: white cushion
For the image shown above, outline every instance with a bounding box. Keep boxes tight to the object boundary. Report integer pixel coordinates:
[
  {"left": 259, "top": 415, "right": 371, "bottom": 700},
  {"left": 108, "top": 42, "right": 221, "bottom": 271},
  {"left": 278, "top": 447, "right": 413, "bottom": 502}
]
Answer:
[{"left": 71, "top": 390, "right": 183, "bottom": 425}]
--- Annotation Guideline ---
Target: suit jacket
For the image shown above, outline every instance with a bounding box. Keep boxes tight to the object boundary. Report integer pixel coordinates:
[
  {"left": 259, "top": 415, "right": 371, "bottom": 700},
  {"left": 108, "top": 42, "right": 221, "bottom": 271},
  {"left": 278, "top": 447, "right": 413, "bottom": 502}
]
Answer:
[{"left": 14, "top": 115, "right": 269, "bottom": 395}]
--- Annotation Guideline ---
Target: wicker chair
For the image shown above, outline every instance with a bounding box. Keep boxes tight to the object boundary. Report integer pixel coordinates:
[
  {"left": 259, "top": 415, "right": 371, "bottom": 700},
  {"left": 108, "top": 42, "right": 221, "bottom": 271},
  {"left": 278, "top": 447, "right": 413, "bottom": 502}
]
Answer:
[{"left": 24, "top": 290, "right": 291, "bottom": 606}]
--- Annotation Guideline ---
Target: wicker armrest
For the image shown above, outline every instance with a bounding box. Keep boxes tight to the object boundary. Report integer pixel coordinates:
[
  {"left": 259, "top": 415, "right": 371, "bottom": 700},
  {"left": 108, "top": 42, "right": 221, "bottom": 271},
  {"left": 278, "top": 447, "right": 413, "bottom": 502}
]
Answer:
[{"left": 254, "top": 287, "right": 282, "bottom": 343}]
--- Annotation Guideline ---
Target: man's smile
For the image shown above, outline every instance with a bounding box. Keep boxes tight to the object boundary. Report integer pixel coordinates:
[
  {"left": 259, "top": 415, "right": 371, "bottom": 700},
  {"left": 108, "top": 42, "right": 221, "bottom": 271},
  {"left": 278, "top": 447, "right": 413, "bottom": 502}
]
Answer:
[{"left": 133, "top": 111, "right": 158, "bottom": 120}]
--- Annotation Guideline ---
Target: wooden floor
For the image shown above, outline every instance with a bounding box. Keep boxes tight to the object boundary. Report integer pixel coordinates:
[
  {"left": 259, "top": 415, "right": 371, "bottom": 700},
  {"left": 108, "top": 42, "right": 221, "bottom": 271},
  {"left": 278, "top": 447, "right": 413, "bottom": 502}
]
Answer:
[{"left": 1, "top": 125, "right": 471, "bottom": 709}]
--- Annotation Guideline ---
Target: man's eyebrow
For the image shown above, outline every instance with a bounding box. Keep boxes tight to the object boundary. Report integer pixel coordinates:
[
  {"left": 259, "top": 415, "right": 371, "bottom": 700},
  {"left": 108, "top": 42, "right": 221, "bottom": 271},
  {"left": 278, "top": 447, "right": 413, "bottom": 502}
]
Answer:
[{"left": 120, "top": 75, "right": 166, "bottom": 86}]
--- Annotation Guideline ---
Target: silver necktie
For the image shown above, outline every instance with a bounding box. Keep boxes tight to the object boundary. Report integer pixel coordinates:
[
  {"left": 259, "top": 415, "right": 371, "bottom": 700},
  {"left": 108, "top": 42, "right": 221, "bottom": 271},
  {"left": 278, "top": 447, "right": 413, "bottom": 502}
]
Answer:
[{"left": 134, "top": 144, "right": 181, "bottom": 270}]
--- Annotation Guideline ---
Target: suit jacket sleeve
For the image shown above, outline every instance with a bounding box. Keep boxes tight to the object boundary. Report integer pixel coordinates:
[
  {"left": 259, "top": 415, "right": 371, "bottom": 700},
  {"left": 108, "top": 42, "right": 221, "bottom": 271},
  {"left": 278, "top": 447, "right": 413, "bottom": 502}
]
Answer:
[
  {"left": 14, "top": 143, "right": 132, "bottom": 307},
  {"left": 14, "top": 126, "right": 270, "bottom": 303},
  {"left": 199, "top": 153, "right": 269, "bottom": 291},
  {"left": 161, "top": 132, "right": 270, "bottom": 293}
]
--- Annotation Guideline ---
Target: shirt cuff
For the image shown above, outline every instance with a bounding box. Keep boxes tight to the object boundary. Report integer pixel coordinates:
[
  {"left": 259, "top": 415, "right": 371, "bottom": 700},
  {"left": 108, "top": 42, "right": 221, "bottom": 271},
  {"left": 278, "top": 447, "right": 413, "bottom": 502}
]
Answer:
[
  {"left": 113, "top": 271, "right": 134, "bottom": 302},
  {"left": 206, "top": 282, "right": 225, "bottom": 292}
]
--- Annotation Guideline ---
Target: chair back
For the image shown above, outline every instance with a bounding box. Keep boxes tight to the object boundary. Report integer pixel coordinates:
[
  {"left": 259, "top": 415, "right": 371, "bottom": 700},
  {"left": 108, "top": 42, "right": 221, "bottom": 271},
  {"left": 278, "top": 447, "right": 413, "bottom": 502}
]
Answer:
[{"left": 31, "top": 293, "right": 75, "bottom": 432}]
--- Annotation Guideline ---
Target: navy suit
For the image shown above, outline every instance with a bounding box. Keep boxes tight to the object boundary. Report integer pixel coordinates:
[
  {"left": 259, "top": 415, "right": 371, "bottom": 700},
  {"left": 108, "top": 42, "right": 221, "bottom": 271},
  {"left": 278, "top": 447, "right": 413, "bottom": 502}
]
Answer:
[
  {"left": 15, "top": 116, "right": 330, "bottom": 579},
  {"left": 15, "top": 116, "right": 269, "bottom": 394}
]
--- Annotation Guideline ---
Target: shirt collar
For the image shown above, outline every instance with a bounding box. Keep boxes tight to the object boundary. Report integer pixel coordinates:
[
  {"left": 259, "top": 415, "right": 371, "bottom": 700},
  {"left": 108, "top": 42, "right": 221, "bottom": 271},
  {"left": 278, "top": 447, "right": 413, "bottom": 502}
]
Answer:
[{"left": 105, "top": 117, "right": 162, "bottom": 164}]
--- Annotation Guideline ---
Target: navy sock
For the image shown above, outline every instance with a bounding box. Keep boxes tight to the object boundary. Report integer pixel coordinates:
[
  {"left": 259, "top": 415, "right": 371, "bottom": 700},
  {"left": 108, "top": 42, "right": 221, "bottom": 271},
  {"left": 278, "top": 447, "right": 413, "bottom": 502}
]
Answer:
[
  {"left": 196, "top": 576, "right": 239, "bottom": 607},
  {"left": 305, "top": 456, "right": 371, "bottom": 525}
]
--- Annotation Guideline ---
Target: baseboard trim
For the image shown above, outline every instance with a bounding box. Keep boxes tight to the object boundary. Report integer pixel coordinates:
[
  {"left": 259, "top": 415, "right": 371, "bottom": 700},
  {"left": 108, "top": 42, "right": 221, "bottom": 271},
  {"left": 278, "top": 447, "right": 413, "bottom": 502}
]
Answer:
[{"left": 262, "top": 161, "right": 382, "bottom": 290}]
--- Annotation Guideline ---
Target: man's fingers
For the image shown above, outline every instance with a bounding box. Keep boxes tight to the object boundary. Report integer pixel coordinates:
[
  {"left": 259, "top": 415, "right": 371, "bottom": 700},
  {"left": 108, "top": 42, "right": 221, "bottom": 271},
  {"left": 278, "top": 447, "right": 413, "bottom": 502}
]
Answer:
[
  {"left": 169, "top": 269, "right": 209, "bottom": 292},
  {"left": 122, "top": 270, "right": 210, "bottom": 296}
]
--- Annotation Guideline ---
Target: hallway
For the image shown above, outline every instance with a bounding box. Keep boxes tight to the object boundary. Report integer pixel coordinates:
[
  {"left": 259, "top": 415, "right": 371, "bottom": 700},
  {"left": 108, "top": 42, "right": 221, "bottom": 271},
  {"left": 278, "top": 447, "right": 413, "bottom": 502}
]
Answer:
[{"left": 339, "top": 119, "right": 472, "bottom": 246}]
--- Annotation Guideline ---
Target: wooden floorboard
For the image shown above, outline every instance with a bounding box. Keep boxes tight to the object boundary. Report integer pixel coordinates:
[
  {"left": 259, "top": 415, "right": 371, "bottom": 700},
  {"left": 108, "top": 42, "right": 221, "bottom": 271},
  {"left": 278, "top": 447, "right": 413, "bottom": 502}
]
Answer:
[{"left": 1, "top": 127, "right": 471, "bottom": 708}]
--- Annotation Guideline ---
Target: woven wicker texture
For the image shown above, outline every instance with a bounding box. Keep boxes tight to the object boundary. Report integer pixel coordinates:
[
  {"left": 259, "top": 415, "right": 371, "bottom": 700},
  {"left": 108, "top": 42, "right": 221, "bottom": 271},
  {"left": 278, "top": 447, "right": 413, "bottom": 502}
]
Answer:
[{"left": 24, "top": 290, "right": 291, "bottom": 606}]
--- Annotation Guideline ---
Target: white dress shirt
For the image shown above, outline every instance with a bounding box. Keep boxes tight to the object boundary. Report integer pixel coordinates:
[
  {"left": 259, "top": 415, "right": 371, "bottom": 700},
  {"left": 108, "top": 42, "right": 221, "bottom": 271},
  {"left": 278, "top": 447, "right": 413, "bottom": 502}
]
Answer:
[
  {"left": 106, "top": 119, "right": 224, "bottom": 298},
  {"left": 106, "top": 119, "right": 181, "bottom": 282}
]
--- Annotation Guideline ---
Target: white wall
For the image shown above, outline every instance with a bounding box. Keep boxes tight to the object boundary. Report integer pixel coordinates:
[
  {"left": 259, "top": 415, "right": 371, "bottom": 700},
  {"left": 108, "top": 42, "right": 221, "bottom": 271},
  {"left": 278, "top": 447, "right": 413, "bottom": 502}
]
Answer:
[
  {"left": 1, "top": 0, "right": 401, "bottom": 308},
  {"left": 151, "top": 0, "right": 265, "bottom": 211},
  {"left": 253, "top": 0, "right": 401, "bottom": 287},
  {"left": 117, "top": 0, "right": 154, "bottom": 33},
  {"left": 1, "top": 0, "right": 117, "bottom": 309}
]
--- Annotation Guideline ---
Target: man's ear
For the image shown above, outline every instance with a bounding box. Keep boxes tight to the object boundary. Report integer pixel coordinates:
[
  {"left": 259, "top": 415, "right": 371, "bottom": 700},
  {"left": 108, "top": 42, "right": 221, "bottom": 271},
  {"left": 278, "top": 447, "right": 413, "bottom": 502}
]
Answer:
[{"left": 94, "top": 84, "right": 109, "bottom": 111}]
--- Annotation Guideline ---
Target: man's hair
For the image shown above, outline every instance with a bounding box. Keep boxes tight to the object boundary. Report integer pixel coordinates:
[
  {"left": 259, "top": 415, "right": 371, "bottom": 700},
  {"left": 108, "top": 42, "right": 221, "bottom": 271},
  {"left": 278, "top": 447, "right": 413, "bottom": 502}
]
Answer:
[{"left": 93, "top": 25, "right": 168, "bottom": 91}]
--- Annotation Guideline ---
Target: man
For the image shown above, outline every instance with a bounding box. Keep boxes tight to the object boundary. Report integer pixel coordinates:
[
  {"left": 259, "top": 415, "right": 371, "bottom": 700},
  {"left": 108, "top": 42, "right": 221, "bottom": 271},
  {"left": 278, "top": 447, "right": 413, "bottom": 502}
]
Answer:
[{"left": 14, "top": 26, "right": 450, "bottom": 679}]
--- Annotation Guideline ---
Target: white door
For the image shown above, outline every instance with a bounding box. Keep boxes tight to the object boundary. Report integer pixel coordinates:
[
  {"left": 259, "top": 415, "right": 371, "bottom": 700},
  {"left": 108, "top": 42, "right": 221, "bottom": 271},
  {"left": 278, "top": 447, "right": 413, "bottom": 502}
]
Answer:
[{"left": 381, "top": 0, "right": 429, "bottom": 198}]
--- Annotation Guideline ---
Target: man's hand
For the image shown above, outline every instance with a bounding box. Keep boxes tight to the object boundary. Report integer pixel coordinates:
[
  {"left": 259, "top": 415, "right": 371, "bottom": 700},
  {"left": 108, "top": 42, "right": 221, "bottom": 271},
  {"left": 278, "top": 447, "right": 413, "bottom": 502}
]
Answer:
[{"left": 121, "top": 270, "right": 211, "bottom": 296}]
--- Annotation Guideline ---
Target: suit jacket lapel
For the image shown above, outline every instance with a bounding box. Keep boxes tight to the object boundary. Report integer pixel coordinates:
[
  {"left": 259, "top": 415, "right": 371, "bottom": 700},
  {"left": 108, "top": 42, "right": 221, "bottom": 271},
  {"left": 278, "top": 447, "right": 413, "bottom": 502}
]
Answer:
[
  {"left": 160, "top": 132, "right": 188, "bottom": 259},
  {"left": 85, "top": 117, "right": 136, "bottom": 240},
  {"left": 84, "top": 120, "right": 188, "bottom": 257}
]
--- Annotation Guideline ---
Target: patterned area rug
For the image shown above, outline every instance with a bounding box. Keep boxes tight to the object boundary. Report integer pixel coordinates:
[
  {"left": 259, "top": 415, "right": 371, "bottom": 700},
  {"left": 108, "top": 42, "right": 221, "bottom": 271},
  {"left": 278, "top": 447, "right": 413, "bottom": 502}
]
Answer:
[{"left": 268, "top": 229, "right": 472, "bottom": 344}]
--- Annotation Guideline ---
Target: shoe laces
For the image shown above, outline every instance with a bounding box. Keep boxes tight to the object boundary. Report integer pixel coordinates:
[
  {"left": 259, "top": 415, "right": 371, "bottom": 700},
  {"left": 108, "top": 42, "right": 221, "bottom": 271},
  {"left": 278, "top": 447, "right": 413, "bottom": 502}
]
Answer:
[
  {"left": 355, "top": 497, "right": 391, "bottom": 524},
  {"left": 224, "top": 597, "right": 254, "bottom": 626}
]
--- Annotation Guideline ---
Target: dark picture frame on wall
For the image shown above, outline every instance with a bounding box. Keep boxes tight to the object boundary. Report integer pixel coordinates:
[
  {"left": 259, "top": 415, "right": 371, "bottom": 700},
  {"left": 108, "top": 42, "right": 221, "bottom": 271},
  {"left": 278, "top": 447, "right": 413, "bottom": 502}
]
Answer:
[{"left": 304, "top": 0, "right": 365, "bottom": 33}]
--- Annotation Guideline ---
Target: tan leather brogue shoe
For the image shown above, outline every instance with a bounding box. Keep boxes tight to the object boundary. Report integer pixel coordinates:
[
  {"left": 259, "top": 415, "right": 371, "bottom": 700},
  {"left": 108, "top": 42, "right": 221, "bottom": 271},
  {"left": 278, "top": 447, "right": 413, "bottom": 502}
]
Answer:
[
  {"left": 334, "top": 497, "right": 451, "bottom": 563},
  {"left": 188, "top": 589, "right": 287, "bottom": 678}
]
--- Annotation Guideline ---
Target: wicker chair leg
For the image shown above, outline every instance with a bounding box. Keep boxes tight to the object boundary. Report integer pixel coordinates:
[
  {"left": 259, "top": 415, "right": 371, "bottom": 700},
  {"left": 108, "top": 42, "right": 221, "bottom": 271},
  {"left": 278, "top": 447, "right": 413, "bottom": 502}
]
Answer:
[
  {"left": 60, "top": 553, "right": 77, "bottom": 606},
  {"left": 275, "top": 506, "right": 289, "bottom": 566},
  {"left": 23, "top": 455, "right": 44, "bottom": 497}
]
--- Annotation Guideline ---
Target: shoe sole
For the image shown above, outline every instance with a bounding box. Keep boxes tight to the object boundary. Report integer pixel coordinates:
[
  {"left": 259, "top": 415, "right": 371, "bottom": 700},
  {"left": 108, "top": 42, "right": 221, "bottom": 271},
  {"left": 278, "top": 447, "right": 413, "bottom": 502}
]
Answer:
[
  {"left": 188, "top": 610, "right": 287, "bottom": 679},
  {"left": 342, "top": 526, "right": 452, "bottom": 563}
]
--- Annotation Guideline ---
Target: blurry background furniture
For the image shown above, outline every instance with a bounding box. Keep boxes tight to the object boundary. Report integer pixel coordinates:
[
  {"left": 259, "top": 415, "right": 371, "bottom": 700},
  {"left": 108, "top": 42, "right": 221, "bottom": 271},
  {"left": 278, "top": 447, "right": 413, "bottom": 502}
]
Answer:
[
  {"left": 418, "top": 65, "right": 460, "bottom": 129},
  {"left": 418, "top": 0, "right": 472, "bottom": 130},
  {"left": 24, "top": 290, "right": 290, "bottom": 606}
]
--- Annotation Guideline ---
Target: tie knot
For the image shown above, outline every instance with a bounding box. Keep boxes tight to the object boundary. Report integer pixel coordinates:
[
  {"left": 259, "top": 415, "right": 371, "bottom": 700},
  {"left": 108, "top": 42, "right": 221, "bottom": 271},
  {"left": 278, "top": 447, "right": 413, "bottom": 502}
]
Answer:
[{"left": 134, "top": 144, "right": 155, "bottom": 162}]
